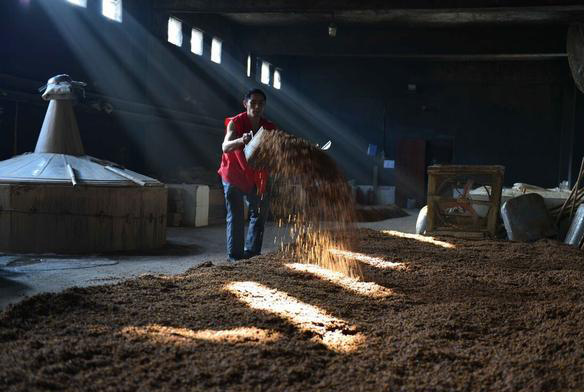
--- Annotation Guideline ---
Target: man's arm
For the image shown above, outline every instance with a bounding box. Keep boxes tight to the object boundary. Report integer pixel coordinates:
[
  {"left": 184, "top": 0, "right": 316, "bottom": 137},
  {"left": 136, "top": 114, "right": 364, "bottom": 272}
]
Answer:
[{"left": 222, "top": 120, "right": 252, "bottom": 152}]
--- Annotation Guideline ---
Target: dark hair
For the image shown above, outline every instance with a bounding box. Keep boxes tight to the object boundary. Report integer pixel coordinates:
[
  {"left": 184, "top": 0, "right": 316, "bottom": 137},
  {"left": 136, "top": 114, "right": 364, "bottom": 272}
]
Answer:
[{"left": 244, "top": 88, "right": 267, "bottom": 102}]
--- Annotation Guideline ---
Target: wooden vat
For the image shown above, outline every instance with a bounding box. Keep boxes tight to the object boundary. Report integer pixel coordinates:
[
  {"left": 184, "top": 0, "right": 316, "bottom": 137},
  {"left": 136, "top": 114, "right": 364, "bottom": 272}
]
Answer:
[
  {"left": 0, "top": 75, "right": 167, "bottom": 253},
  {"left": 0, "top": 184, "right": 166, "bottom": 253}
]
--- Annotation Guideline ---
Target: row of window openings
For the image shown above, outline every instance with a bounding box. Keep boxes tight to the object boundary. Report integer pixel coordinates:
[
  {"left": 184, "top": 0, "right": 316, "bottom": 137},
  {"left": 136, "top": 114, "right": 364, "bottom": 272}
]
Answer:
[
  {"left": 169, "top": 17, "right": 281, "bottom": 89},
  {"left": 67, "top": 0, "right": 122, "bottom": 22},
  {"left": 168, "top": 16, "right": 282, "bottom": 89},
  {"left": 168, "top": 17, "right": 222, "bottom": 64},
  {"left": 64, "top": 2, "right": 282, "bottom": 90},
  {"left": 248, "top": 56, "right": 281, "bottom": 90}
]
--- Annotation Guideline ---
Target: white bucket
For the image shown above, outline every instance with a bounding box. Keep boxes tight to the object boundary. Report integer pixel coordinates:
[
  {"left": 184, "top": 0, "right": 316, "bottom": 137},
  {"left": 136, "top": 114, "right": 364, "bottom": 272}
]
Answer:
[{"left": 375, "top": 186, "right": 395, "bottom": 205}]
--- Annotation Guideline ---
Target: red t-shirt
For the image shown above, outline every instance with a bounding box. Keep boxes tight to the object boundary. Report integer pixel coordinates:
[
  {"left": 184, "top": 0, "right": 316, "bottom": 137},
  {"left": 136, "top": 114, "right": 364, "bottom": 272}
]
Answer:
[{"left": 217, "top": 112, "right": 276, "bottom": 194}]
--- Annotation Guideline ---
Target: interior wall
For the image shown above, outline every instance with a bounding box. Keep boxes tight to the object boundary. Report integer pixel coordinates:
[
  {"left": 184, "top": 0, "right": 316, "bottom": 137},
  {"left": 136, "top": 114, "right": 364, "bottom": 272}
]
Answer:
[
  {"left": 266, "top": 54, "right": 579, "bottom": 188},
  {"left": 0, "top": 0, "right": 258, "bottom": 184},
  {"left": 2, "top": 2, "right": 582, "bottom": 190}
]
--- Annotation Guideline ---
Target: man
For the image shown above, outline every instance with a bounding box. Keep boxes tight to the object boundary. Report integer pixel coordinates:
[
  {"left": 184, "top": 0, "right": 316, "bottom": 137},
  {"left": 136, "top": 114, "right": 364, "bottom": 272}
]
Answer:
[{"left": 218, "top": 89, "right": 276, "bottom": 262}]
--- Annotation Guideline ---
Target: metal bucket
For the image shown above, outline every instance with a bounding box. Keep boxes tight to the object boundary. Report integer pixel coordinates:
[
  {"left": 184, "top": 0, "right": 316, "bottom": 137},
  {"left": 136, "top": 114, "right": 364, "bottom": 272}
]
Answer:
[
  {"left": 564, "top": 204, "right": 584, "bottom": 246},
  {"left": 500, "top": 193, "right": 556, "bottom": 241}
]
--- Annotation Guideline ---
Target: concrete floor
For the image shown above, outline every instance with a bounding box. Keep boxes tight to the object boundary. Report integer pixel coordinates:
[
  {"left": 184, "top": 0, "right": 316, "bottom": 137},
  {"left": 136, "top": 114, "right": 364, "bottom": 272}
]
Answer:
[{"left": 0, "top": 210, "right": 418, "bottom": 310}]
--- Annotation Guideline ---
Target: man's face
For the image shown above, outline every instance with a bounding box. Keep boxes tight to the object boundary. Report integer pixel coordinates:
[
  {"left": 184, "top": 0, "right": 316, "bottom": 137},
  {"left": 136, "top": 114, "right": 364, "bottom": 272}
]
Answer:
[{"left": 244, "top": 93, "right": 266, "bottom": 118}]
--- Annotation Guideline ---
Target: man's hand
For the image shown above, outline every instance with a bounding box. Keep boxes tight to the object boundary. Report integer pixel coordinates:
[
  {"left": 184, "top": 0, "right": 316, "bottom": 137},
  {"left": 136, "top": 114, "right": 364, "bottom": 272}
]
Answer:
[
  {"left": 242, "top": 131, "right": 253, "bottom": 145},
  {"left": 223, "top": 122, "right": 254, "bottom": 152}
]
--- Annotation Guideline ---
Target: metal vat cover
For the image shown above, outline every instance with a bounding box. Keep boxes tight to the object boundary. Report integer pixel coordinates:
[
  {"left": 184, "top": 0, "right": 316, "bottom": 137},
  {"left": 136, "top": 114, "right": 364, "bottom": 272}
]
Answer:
[{"left": 0, "top": 153, "right": 163, "bottom": 186}]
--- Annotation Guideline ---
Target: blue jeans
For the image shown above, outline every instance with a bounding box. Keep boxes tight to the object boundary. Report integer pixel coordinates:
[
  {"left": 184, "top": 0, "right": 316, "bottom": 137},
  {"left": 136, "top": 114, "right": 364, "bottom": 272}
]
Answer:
[{"left": 223, "top": 182, "right": 270, "bottom": 260}]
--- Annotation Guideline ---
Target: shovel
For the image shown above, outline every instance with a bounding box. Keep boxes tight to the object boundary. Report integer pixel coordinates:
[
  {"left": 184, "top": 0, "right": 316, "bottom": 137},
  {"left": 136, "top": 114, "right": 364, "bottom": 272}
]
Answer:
[{"left": 245, "top": 130, "right": 333, "bottom": 167}]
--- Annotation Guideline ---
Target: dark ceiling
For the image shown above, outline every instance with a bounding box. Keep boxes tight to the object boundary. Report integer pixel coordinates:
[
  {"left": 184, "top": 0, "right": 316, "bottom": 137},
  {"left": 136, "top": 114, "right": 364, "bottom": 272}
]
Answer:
[
  {"left": 153, "top": 0, "right": 584, "bottom": 27},
  {"left": 152, "top": 1, "right": 584, "bottom": 60}
]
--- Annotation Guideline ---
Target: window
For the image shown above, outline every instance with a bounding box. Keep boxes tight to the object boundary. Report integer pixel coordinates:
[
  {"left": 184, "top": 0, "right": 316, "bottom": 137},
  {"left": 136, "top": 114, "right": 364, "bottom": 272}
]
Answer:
[
  {"left": 261, "top": 61, "right": 270, "bottom": 85},
  {"left": 102, "top": 0, "right": 122, "bottom": 22},
  {"left": 191, "top": 28, "right": 203, "bottom": 55},
  {"left": 211, "top": 37, "right": 222, "bottom": 64},
  {"left": 273, "top": 69, "right": 281, "bottom": 89},
  {"left": 246, "top": 55, "right": 252, "bottom": 77},
  {"left": 167, "top": 17, "right": 183, "bottom": 47},
  {"left": 67, "top": 0, "right": 87, "bottom": 7}
]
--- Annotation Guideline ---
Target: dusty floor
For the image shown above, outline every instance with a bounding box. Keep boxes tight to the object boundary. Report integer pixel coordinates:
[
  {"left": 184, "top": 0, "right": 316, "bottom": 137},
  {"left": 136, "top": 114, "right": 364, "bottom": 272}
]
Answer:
[
  {"left": 0, "top": 212, "right": 417, "bottom": 310},
  {"left": 0, "top": 223, "right": 288, "bottom": 310},
  {"left": 1, "top": 225, "right": 584, "bottom": 391}
]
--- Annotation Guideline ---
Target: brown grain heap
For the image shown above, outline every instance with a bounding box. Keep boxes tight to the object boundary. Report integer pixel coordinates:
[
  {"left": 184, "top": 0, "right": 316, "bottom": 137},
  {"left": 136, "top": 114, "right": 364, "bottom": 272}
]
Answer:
[
  {"left": 2, "top": 230, "right": 584, "bottom": 391},
  {"left": 250, "top": 130, "right": 361, "bottom": 277}
]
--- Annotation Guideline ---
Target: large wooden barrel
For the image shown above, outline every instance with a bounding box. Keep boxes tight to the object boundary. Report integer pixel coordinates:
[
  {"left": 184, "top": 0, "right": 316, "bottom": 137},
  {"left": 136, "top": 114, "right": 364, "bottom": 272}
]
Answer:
[
  {"left": 0, "top": 184, "right": 166, "bottom": 253},
  {"left": 0, "top": 79, "right": 167, "bottom": 253},
  {"left": 0, "top": 153, "right": 167, "bottom": 253}
]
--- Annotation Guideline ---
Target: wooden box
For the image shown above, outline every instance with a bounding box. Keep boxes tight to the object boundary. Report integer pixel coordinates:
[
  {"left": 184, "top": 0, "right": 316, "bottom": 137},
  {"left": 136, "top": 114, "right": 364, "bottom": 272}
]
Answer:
[{"left": 426, "top": 165, "right": 505, "bottom": 238}]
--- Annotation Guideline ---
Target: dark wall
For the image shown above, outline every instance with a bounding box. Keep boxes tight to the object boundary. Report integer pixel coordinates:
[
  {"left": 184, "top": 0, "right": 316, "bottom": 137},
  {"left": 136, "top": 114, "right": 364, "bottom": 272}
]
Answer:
[
  {"left": 2, "top": 2, "right": 583, "bottom": 190},
  {"left": 0, "top": 0, "right": 260, "bottom": 183},
  {"left": 265, "top": 47, "right": 582, "bottom": 188}
]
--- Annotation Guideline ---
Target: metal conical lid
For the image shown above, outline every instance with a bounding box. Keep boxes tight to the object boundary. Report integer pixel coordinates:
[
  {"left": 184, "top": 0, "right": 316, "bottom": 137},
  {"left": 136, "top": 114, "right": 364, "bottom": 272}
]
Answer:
[
  {"left": 35, "top": 74, "right": 86, "bottom": 155},
  {"left": 0, "top": 153, "right": 163, "bottom": 187},
  {"left": 0, "top": 74, "right": 163, "bottom": 187},
  {"left": 34, "top": 100, "right": 84, "bottom": 155}
]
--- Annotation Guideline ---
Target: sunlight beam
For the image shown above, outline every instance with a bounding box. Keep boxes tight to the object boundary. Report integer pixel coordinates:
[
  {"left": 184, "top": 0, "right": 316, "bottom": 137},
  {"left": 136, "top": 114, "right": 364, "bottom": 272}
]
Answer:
[
  {"left": 382, "top": 230, "right": 456, "bottom": 249},
  {"left": 285, "top": 263, "right": 393, "bottom": 298},
  {"left": 328, "top": 248, "right": 407, "bottom": 270},
  {"left": 120, "top": 325, "right": 281, "bottom": 345},
  {"left": 225, "top": 281, "right": 365, "bottom": 353}
]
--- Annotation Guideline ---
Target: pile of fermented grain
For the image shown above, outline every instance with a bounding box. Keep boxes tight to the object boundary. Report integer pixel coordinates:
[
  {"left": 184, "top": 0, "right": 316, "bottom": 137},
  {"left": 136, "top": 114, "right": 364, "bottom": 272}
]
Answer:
[
  {"left": 2, "top": 230, "right": 584, "bottom": 391},
  {"left": 2, "top": 131, "right": 584, "bottom": 390},
  {"left": 250, "top": 130, "right": 361, "bottom": 277}
]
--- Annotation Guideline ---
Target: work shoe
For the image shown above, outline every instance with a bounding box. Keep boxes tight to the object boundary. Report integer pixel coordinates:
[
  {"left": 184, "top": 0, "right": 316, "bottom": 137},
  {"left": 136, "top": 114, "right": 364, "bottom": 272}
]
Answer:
[
  {"left": 214, "top": 259, "right": 236, "bottom": 266},
  {"left": 243, "top": 250, "right": 260, "bottom": 259},
  {"left": 227, "top": 253, "right": 244, "bottom": 262}
]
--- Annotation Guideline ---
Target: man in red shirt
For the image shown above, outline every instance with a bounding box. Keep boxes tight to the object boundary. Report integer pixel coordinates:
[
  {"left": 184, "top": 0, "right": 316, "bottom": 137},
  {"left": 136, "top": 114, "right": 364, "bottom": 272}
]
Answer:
[{"left": 218, "top": 89, "right": 276, "bottom": 261}]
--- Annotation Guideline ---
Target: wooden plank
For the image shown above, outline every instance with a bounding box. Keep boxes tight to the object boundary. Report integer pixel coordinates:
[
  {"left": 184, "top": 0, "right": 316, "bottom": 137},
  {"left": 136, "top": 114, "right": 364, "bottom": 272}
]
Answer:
[
  {"left": 428, "top": 196, "right": 495, "bottom": 206},
  {"left": 487, "top": 172, "right": 504, "bottom": 236},
  {"left": 0, "top": 185, "right": 11, "bottom": 250}
]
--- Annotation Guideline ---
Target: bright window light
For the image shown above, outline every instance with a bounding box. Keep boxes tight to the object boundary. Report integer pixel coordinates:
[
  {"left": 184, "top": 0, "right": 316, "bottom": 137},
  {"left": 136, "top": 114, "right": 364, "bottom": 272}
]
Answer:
[
  {"left": 246, "top": 55, "right": 252, "bottom": 77},
  {"left": 190, "top": 28, "right": 203, "bottom": 55},
  {"left": 102, "top": 0, "right": 122, "bottom": 22},
  {"left": 273, "top": 69, "right": 282, "bottom": 89},
  {"left": 167, "top": 17, "right": 183, "bottom": 47},
  {"left": 211, "top": 37, "right": 222, "bottom": 64},
  {"left": 67, "top": 0, "right": 87, "bottom": 7},
  {"left": 261, "top": 61, "right": 270, "bottom": 85}
]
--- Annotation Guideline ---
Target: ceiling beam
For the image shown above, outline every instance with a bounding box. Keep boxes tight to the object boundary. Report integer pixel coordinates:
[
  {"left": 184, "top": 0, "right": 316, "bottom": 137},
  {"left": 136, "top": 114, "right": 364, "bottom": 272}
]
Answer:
[
  {"left": 267, "top": 53, "right": 567, "bottom": 61},
  {"left": 153, "top": 0, "right": 584, "bottom": 13},
  {"left": 224, "top": 8, "right": 584, "bottom": 26},
  {"left": 154, "top": 1, "right": 584, "bottom": 26}
]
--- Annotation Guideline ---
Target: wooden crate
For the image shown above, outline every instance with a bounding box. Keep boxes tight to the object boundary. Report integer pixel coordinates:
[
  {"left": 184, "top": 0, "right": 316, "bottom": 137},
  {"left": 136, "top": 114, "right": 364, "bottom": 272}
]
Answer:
[{"left": 426, "top": 165, "right": 504, "bottom": 238}]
